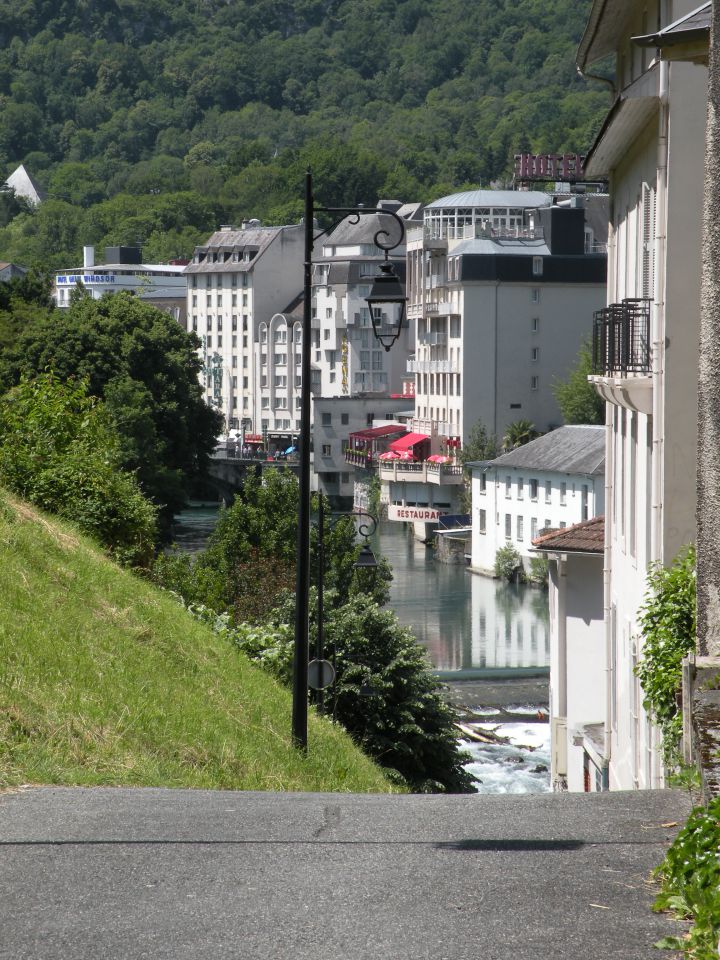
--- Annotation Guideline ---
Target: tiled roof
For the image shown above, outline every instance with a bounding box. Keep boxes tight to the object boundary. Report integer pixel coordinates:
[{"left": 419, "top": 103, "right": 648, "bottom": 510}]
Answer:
[
  {"left": 532, "top": 516, "right": 605, "bottom": 554},
  {"left": 486, "top": 425, "right": 605, "bottom": 476}
]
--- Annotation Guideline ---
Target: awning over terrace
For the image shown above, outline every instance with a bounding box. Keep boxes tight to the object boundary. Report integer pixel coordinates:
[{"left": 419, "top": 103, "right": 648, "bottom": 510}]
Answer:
[{"left": 388, "top": 432, "right": 430, "bottom": 452}]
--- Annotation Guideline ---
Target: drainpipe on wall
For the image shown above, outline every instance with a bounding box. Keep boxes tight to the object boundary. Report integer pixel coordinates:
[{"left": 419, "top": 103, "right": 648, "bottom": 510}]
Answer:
[
  {"left": 652, "top": 59, "right": 669, "bottom": 568},
  {"left": 650, "top": 58, "right": 670, "bottom": 789},
  {"left": 603, "top": 394, "right": 614, "bottom": 772}
]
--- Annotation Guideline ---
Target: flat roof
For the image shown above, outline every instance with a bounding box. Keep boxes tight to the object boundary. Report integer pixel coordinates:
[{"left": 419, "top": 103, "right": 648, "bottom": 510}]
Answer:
[{"left": 426, "top": 190, "right": 553, "bottom": 210}]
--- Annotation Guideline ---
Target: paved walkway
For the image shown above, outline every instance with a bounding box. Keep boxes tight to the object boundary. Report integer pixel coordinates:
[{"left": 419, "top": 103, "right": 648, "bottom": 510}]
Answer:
[{"left": 0, "top": 786, "right": 691, "bottom": 960}]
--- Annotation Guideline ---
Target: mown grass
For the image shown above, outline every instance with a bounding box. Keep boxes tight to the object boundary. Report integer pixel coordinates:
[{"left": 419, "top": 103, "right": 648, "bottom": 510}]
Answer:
[{"left": 0, "top": 491, "right": 397, "bottom": 793}]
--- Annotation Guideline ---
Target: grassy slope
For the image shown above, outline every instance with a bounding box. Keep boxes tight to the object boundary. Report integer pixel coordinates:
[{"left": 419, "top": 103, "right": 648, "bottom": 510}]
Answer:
[{"left": 0, "top": 491, "right": 395, "bottom": 793}]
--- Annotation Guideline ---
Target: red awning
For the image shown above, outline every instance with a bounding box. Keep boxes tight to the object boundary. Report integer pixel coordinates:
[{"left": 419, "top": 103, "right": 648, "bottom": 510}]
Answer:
[
  {"left": 388, "top": 432, "right": 430, "bottom": 452},
  {"left": 349, "top": 425, "right": 406, "bottom": 442}
]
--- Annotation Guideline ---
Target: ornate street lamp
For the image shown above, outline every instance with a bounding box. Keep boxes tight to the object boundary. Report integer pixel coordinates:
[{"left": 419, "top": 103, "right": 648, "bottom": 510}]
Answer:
[{"left": 292, "top": 170, "right": 406, "bottom": 749}]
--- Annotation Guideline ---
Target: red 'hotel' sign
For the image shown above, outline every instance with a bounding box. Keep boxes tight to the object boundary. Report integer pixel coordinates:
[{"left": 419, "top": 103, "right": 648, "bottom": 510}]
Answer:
[
  {"left": 514, "top": 153, "right": 586, "bottom": 181},
  {"left": 388, "top": 505, "right": 445, "bottom": 522}
]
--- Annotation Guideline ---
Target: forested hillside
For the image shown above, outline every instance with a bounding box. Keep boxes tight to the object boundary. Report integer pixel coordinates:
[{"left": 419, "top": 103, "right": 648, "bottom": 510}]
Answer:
[{"left": 0, "top": 0, "right": 609, "bottom": 269}]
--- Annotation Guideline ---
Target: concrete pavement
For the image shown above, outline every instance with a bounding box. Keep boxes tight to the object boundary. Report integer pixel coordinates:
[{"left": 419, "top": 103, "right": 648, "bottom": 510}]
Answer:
[{"left": 0, "top": 786, "right": 691, "bottom": 959}]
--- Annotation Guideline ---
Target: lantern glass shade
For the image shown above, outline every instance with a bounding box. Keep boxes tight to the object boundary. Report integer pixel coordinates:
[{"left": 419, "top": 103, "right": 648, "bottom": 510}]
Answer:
[
  {"left": 365, "top": 261, "right": 407, "bottom": 352},
  {"left": 353, "top": 543, "right": 378, "bottom": 569}
]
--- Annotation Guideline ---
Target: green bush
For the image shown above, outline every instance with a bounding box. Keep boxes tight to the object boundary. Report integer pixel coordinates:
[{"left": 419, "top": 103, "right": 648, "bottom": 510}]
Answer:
[
  {"left": 527, "top": 556, "right": 549, "bottom": 586},
  {"left": 654, "top": 796, "right": 720, "bottom": 958},
  {"left": 192, "top": 592, "right": 475, "bottom": 794},
  {"left": 0, "top": 373, "right": 157, "bottom": 566},
  {"left": 494, "top": 544, "right": 523, "bottom": 582},
  {"left": 635, "top": 546, "right": 696, "bottom": 768}
]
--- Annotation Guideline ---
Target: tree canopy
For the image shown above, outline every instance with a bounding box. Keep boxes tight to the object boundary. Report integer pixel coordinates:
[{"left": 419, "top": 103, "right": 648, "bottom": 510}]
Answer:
[
  {"left": 552, "top": 342, "right": 605, "bottom": 425},
  {"left": 0, "top": 0, "right": 610, "bottom": 270},
  {"left": 0, "top": 290, "right": 223, "bottom": 523},
  {"left": 0, "top": 372, "right": 157, "bottom": 566}
]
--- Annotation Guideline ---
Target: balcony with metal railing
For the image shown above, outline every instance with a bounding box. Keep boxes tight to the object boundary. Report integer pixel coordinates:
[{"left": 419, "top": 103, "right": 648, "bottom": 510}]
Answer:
[
  {"left": 590, "top": 298, "right": 653, "bottom": 414},
  {"left": 592, "top": 299, "right": 651, "bottom": 376},
  {"left": 377, "top": 461, "right": 464, "bottom": 485}
]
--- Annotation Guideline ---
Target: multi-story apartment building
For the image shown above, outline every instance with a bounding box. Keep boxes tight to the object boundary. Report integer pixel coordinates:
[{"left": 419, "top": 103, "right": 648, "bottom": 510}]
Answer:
[
  {"left": 184, "top": 222, "right": 304, "bottom": 440},
  {"left": 406, "top": 189, "right": 607, "bottom": 446},
  {"left": 577, "top": 0, "right": 708, "bottom": 789},
  {"left": 312, "top": 202, "right": 421, "bottom": 502},
  {"left": 312, "top": 201, "right": 419, "bottom": 399},
  {"left": 470, "top": 425, "right": 605, "bottom": 575}
]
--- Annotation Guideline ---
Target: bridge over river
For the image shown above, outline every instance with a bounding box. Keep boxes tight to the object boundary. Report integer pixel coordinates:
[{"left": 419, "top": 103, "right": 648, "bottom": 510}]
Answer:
[
  {"left": 0, "top": 785, "right": 690, "bottom": 960},
  {"left": 205, "top": 453, "right": 300, "bottom": 500}
]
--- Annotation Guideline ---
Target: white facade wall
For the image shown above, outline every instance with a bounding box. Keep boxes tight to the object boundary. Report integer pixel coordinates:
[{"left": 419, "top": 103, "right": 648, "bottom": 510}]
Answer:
[
  {"left": 547, "top": 554, "right": 606, "bottom": 792},
  {"left": 587, "top": 4, "right": 707, "bottom": 791},
  {"left": 471, "top": 465, "right": 604, "bottom": 574},
  {"left": 185, "top": 225, "right": 304, "bottom": 436}
]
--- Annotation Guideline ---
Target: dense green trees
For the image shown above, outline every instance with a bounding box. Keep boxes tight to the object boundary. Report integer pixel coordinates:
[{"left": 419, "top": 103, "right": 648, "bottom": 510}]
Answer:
[
  {"left": 0, "top": 0, "right": 609, "bottom": 269},
  {"left": 552, "top": 342, "right": 605, "bottom": 425},
  {"left": 0, "top": 290, "right": 223, "bottom": 525},
  {"left": 0, "top": 373, "right": 157, "bottom": 566}
]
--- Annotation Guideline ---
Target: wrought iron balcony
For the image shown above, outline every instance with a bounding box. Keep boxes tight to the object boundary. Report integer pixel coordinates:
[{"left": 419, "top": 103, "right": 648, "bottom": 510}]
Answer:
[{"left": 592, "top": 298, "right": 651, "bottom": 376}]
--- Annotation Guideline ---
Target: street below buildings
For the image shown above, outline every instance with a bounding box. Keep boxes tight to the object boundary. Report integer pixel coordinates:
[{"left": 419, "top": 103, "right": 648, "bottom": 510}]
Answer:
[{"left": 0, "top": 785, "right": 690, "bottom": 960}]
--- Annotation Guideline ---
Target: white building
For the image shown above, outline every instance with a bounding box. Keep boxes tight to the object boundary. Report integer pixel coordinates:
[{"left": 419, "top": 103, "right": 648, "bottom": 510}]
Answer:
[
  {"left": 54, "top": 246, "right": 187, "bottom": 319},
  {"left": 184, "top": 222, "right": 304, "bottom": 440},
  {"left": 312, "top": 396, "right": 409, "bottom": 509},
  {"left": 577, "top": 0, "right": 708, "bottom": 789},
  {"left": 469, "top": 426, "right": 605, "bottom": 575},
  {"left": 406, "top": 189, "right": 608, "bottom": 446},
  {"left": 312, "top": 201, "right": 419, "bottom": 399},
  {"left": 533, "top": 518, "right": 606, "bottom": 792}
]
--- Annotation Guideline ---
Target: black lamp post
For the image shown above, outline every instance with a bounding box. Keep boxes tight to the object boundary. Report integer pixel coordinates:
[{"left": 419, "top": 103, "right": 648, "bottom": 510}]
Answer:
[
  {"left": 292, "top": 169, "right": 406, "bottom": 750},
  {"left": 312, "top": 500, "right": 378, "bottom": 715}
]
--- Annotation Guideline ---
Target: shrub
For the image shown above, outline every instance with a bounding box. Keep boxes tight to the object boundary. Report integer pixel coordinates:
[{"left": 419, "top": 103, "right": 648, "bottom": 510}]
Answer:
[
  {"left": 654, "top": 796, "right": 720, "bottom": 958},
  {"left": 635, "top": 545, "right": 696, "bottom": 768},
  {"left": 494, "top": 544, "right": 523, "bottom": 582},
  {"left": 0, "top": 373, "right": 156, "bottom": 566},
  {"left": 197, "top": 592, "right": 475, "bottom": 794},
  {"left": 527, "top": 556, "right": 549, "bottom": 586}
]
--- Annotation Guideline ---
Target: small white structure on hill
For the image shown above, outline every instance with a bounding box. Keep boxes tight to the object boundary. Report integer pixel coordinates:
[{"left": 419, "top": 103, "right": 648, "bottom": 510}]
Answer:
[
  {"left": 469, "top": 425, "right": 605, "bottom": 576},
  {"left": 4, "top": 164, "right": 45, "bottom": 206}
]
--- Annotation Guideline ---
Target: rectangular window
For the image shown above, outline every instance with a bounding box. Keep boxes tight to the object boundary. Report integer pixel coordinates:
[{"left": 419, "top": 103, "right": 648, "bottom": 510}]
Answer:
[
  {"left": 531, "top": 288, "right": 540, "bottom": 303},
  {"left": 531, "top": 375, "right": 539, "bottom": 390},
  {"left": 478, "top": 508, "right": 486, "bottom": 535},
  {"left": 322, "top": 412, "right": 332, "bottom": 425},
  {"left": 531, "top": 317, "right": 539, "bottom": 333},
  {"left": 560, "top": 481, "right": 567, "bottom": 505},
  {"left": 504, "top": 514, "right": 511, "bottom": 539},
  {"left": 582, "top": 484, "right": 589, "bottom": 522},
  {"left": 479, "top": 473, "right": 487, "bottom": 494},
  {"left": 517, "top": 478, "right": 524, "bottom": 500},
  {"left": 516, "top": 516, "right": 524, "bottom": 541},
  {"left": 322, "top": 444, "right": 332, "bottom": 457},
  {"left": 531, "top": 347, "right": 539, "bottom": 362},
  {"left": 341, "top": 413, "right": 349, "bottom": 425},
  {"left": 531, "top": 517, "right": 538, "bottom": 540},
  {"left": 545, "top": 480, "right": 551, "bottom": 503},
  {"left": 218, "top": 317, "right": 224, "bottom": 332},
  {"left": 505, "top": 475, "right": 512, "bottom": 498},
  {"left": 530, "top": 479, "right": 538, "bottom": 501},
  {"left": 532, "top": 256, "right": 543, "bottom": 276}
]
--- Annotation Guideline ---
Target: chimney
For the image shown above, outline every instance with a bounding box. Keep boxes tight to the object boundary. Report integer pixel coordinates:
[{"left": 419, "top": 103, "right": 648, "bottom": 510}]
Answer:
[{"left": 83, "top": 246, "right": 94, "bottom": 269}]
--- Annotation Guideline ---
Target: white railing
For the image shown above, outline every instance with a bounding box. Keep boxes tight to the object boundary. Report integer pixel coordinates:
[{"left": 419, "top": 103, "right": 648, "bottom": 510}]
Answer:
[{"left": 406, "top": 359, "right": 458, "bottom": 374}]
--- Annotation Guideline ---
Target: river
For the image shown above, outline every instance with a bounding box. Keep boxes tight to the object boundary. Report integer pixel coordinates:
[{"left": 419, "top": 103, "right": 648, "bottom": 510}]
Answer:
[{"left": 170, "top": 505, "right": 552, "bottom": 793}]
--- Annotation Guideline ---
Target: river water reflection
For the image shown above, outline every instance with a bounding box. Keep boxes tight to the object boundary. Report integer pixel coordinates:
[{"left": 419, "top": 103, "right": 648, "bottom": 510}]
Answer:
[
  {"left": 170, "top": 507, "right": 550, "bottom": 676},
  {"left": 377, "top": 522, "right": 549, "bottom": 675}
]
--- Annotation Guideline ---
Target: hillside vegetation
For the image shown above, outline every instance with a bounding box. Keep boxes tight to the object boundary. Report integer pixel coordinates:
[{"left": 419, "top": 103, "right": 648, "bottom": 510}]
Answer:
[
  {"left": 0, "top": 490, "right": 396, "bottom": 793},
  {"left": 0, "top": 0, "right": 610, "bottom": 269}
]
